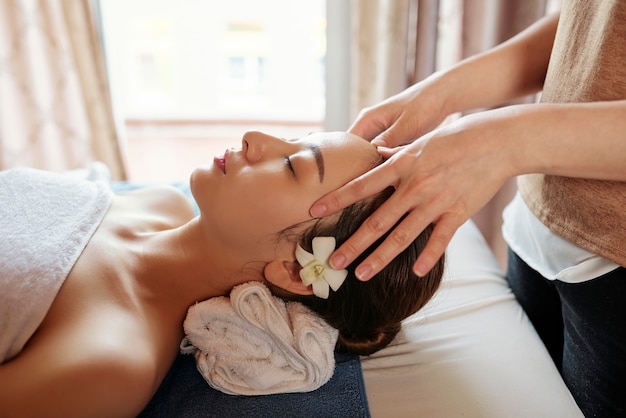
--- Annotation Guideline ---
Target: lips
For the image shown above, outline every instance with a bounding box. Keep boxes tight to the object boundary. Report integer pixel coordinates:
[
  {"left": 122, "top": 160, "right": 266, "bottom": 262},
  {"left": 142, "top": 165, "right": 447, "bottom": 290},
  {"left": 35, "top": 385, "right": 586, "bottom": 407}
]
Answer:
[{"left": 214, "top": 154, "right": 226, "bottom": 174}]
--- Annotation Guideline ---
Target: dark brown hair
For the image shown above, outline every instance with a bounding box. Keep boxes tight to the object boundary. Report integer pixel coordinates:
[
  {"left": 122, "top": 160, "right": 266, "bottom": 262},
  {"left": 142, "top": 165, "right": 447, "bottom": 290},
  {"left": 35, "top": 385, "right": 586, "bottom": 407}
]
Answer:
[{"left": 273, "top": 187, "right": 444, "bottom": 356}]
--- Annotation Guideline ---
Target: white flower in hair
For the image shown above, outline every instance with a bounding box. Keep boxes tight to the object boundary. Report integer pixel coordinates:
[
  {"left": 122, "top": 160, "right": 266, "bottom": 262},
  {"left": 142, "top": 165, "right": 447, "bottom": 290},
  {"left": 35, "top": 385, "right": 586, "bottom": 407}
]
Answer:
[{"left": 295, "top": 236, "right": 348, "bottom": 299}]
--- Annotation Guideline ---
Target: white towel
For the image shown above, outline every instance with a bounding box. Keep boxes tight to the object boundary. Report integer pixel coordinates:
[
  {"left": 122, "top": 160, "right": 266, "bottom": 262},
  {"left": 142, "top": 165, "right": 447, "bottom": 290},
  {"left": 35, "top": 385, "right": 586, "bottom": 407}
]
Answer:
[
  {"left": 180, "top": 282, "right": 338, "bottom": 395},
  {"left": 0, "top": 163, "right": 113, "bottom": 363}
]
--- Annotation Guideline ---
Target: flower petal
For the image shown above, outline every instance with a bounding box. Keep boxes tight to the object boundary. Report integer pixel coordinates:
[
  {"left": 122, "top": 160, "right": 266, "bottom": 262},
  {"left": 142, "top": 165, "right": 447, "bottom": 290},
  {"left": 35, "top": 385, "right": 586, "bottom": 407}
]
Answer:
[
  {"left": 299, "top": 265, "right": 317, "bottom": 286},
  {"left": 295, "top": 243, "right": 315, "bottom": 266},
  {"left": 311, "top": 279, "right": 330, "bottom": 299},
  {"left": 299, "top": 269, "right": 309, "bottom": 284},
  {"left": 296, "top": 237, "right": 347, "bottom": 299},
  {"left": 325, "top": 268, "right": 348, "bottom": 291},
  {"left": 312, "top": 237, "right": 336, "bottom": 262}
]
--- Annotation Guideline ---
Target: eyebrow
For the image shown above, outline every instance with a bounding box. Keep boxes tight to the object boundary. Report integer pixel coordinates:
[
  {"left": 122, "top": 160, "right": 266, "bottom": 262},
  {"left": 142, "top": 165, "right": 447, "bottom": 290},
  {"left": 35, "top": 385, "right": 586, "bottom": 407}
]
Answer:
[{"left": 306, "top": 142, "right": 324, "bottom": 183}]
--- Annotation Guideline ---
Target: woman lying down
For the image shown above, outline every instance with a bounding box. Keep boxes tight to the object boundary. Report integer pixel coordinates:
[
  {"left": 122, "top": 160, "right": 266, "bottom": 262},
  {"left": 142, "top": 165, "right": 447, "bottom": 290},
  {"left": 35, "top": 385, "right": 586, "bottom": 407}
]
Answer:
[{"left": 0, "top": 131, "right": 444, "bottom": 417}]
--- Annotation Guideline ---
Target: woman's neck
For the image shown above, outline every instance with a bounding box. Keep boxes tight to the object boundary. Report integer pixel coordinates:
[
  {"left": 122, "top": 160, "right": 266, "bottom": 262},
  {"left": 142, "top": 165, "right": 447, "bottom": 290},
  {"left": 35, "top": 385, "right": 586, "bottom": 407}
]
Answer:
[{"left": 133, "top": 217, "right": 253, "bottom": 318}]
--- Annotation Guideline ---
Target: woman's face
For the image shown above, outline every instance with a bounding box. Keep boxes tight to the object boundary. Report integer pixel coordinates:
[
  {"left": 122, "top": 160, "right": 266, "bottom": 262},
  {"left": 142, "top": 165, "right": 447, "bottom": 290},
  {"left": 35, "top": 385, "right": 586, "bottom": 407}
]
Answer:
[{"left": 190, "top": 131, "right": 379, "bottom": 261}]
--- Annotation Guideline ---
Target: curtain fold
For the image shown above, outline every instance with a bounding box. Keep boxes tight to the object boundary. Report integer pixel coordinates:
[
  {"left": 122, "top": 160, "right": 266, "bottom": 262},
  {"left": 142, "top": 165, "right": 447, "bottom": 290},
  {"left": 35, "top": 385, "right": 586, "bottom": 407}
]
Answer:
[
  {"left": 409, "top": 0, "right": 440, "bottom": 85},
  {"left": 350, "top": 0, "right": 412, "bottom": 118},
  {"left": 350, "top": 0, "right": 558, "bottom": 119},
  {"left": 0, "top": 0, "right": 126, "bottom": 180}
]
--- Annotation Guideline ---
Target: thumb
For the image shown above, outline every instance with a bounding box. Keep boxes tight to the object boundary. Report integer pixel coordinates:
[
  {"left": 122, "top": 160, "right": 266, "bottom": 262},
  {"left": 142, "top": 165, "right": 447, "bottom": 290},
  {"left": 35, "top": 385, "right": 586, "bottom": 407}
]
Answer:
[
  {"left": 376, "top": 146, "right": 402, "bottom": 159},
  {"left": 371, "top": 126, "right": 402, "bottom": 148},
  {"left": 372, "top": 115, "right": 423, "bottom": 148},
  {"left": 348, "top": 116, "right": 383, "bottom": 142}
]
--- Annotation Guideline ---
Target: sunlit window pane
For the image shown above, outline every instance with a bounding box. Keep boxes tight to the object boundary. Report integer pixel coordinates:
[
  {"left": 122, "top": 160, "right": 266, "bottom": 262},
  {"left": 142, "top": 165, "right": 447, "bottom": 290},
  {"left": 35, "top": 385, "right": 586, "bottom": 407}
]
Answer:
[{"left": 100, "top": 0, "right": 326, "bottom": 122}]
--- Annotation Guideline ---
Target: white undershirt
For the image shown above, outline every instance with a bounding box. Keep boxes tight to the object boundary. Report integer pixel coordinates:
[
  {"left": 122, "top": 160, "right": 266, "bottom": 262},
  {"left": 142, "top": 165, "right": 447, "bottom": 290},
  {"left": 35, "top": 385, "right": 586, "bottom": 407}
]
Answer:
[{"left": 502, "top": 192, "right": 619, "bottom": 283}]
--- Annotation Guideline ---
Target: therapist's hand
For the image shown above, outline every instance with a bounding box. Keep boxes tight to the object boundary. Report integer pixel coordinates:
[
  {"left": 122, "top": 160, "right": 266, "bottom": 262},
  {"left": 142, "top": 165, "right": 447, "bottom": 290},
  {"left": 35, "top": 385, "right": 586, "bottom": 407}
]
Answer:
[
  {"left": 311, "top": 109, "right": 516, "bottom": 280},
  {"left": 349, "top": 75, "right": 450, "bottom": 148}
]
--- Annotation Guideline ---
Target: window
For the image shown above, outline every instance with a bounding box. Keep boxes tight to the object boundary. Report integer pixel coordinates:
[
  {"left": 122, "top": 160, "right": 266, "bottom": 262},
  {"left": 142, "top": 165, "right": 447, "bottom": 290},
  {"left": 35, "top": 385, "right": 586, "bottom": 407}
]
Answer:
[{"left": 99, "top": 0, "right": 329, "bottom": 181}]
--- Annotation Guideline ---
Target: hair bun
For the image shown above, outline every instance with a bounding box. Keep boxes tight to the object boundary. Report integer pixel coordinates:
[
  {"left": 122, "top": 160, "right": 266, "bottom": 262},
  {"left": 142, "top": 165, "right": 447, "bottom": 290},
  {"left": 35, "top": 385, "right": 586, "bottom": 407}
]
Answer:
[{"left": 337, "top": 323, "right": 401, "bottom": 356}]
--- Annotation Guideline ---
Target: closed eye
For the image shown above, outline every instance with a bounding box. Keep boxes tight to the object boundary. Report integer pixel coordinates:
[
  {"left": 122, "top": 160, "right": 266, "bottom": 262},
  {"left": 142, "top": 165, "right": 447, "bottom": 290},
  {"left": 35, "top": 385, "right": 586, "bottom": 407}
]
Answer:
[{"left": 284, "top": 156, "right": 295, "bottom": 174}]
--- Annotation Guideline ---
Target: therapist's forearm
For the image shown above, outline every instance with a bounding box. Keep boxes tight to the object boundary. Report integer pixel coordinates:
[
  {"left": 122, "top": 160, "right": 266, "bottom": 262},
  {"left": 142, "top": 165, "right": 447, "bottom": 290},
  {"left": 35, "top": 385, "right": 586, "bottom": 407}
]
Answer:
[
  {"left": 493, "top": 100, "right": 626, "bottom": 182},
  {"left": 435, "top": 13, "right": 559, "bottom": 116}
]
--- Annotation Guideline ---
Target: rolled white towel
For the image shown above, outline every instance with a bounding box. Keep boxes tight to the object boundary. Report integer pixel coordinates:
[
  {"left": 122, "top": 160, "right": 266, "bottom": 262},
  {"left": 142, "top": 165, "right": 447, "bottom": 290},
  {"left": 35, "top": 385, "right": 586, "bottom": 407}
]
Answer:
[{"left": 181, "top": 282, "right": 338, "bottom": 395}]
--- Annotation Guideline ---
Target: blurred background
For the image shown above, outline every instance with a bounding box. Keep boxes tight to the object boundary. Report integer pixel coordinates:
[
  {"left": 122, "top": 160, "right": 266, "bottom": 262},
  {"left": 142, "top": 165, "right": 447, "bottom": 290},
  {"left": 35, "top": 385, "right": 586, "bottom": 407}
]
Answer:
[
  {"left": 0, "top": 0, "right": 561, "bottom": 183},
  {"left": 100, "top": 0, "right": 327, "bottom": 181}
]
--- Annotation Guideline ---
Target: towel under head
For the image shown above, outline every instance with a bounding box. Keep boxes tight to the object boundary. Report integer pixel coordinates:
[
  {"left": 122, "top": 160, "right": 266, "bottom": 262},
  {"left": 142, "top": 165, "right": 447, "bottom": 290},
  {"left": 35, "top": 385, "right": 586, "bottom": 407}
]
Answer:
[{"left": 181, "top": 281, "right": 339, "bottom": 395}]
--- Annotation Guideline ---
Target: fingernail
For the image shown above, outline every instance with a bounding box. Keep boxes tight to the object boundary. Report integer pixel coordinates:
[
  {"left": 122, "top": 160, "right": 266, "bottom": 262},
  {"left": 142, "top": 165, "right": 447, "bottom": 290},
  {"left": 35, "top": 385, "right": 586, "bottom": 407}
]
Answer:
[
  {"left": 356, "top": 264, "right": 373, "bottom": 281},
  {"left": 372, "top": 138, "right": 387, "bottom": 147},
  {"left": 310, "top": 203, "right": 327, "bottom": 218},
  {"left": 330, "top": 254, "right": 346, "bottom": 270},
  {"left": 414, "top": 262, "right": 427, "bottom": 277}
]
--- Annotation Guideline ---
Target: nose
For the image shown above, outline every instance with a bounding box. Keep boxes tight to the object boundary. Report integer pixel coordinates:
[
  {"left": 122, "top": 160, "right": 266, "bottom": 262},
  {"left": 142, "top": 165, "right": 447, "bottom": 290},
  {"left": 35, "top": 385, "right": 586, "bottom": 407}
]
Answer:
[{"left": 242, "top": 131, "right": 284, "bottom": 163}]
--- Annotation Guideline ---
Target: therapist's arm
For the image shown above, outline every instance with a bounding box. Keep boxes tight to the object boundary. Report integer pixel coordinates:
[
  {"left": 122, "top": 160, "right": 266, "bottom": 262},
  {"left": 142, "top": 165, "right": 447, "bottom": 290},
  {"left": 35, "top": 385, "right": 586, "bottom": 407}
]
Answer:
[
  {"left": 325, "top": 99, "right": 626, "bottom": 281},
  {"left": 348, "top": 12, "right": 559, "bottom": 148}
]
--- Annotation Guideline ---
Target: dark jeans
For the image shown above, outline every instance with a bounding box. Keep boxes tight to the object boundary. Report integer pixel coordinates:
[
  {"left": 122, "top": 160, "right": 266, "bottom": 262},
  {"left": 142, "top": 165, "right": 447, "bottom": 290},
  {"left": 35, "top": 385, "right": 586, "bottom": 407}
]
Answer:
[{"left": 506, "top": 248, "right": 626, "bottom": 418}]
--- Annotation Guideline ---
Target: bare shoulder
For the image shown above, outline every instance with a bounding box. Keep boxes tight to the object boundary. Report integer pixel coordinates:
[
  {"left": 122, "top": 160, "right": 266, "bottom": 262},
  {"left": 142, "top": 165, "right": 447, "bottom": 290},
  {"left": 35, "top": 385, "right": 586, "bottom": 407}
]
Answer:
[
  {"left": 110, "top": 184, "right": 196, "bottom": 231},
  {"left": 0, "top": 328, "right": 158, "bottom": 418},
  {"left": 118, "top": 184, "right": 194, "bottom": 214}
]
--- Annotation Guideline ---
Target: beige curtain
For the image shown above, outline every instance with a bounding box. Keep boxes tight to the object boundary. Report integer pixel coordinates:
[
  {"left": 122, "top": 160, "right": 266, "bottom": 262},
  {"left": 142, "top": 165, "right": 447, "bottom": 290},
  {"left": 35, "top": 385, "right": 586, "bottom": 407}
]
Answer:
[
  {"left": 350, "top": 0, "right": 559, "bottom": 116},
  {"left": 0, "top": 0, "right": 126, "bottom": 180},
  {"left": 350, "top": 0, "right": 412, "bottom": 116},
  {"left": 350, "top": 0, "right": 561, "bottom": 267}
]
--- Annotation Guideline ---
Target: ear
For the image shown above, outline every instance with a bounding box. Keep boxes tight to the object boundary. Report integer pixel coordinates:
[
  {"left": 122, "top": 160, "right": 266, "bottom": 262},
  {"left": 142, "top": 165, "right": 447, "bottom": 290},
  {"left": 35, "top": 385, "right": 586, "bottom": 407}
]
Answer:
[{"left": 264, "top": 260, "right": 313, "bottom": 296}]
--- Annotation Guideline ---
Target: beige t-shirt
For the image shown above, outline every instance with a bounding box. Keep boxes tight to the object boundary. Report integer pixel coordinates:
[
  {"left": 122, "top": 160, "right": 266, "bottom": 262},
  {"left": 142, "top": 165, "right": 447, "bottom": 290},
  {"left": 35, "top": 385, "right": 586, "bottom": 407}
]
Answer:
[{"left": 517, "top": 0, "right": 626, "bottom": 267}]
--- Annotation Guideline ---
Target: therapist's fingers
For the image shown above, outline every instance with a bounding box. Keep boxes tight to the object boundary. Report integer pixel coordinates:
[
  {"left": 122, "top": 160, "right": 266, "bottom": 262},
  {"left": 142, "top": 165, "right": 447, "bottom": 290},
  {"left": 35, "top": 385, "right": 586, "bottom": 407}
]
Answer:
[
  {"left": 310, "top": 162, "right": 397, "bottom": 218},
  {"left": 351, "top": 112, "right": 422, "bottom": 149},
  {"left": 376, "top": 146, "right": 399, "bottom": 159},
  {"left": 348, "top": 205, "right": 430, "bottom": 280},
  {"left": 328, "top": 185, "right": 421, "bottom": 274},
  {"left": 371, "top": 117, "right": 422, "bottom": 148},
  {"left": 348, "top": 104, "right": 395, "bottom": 142},
  {"left": 412, "top": 214, "right": 462, "bottom": 277},
  {"left": 348, "top": 116, "right": 383, "bottom": 143},
  {"left": 350, "top": 204, "right": 464, "bottom": 281},
  {"left": 349, "top": 104, "right": 422, "bottom": 148}
]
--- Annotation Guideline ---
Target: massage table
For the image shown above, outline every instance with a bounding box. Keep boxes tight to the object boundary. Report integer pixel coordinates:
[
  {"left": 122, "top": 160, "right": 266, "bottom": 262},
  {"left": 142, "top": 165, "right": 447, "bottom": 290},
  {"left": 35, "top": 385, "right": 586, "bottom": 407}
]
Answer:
[{"left": 360, "top": 219, "right": 582, "bottom": 417}]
